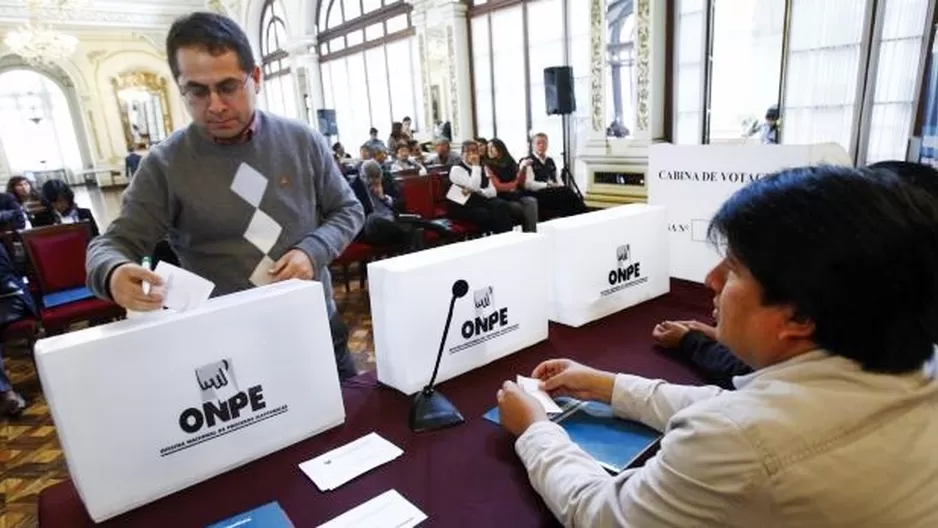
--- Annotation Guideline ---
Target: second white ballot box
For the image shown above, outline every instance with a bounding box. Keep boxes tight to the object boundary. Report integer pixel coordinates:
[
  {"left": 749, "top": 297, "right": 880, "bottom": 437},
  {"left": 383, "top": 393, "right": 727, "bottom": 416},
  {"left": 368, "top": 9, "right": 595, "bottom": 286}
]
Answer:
[
  {"left": 539, "top": 204, "right": 670, "bottom": 327},
  {"left": 369, "top": 232, "right": 551, "bottom": 395},
  {"left": 34, "top": 280, "right": 345, "bottom": 522}
]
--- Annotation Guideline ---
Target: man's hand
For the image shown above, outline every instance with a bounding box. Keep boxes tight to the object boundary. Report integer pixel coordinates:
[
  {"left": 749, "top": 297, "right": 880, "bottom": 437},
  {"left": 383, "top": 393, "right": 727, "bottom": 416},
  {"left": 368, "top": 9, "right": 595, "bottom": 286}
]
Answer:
[
  {"left": 520, "top": 159, "right": 533, "bottom": 169},
  {"left": 652, "top": 321, "right": 692, "bottom": 348},
  {"left": 497, "top": 381, "right": 548, "bottom": 436},
  {"left": 109, "top": 263, "right": 163, "bottom": 311},
  {"left": 269, "top": 249, "right": 315, "bottom": 282},
  {"left": 532, "top": 359, "right": 616, "bottom": 403}
]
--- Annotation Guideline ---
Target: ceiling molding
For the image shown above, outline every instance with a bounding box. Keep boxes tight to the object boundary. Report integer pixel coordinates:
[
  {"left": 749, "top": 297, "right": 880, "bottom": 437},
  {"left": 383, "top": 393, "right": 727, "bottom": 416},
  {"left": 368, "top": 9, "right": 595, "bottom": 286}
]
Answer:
[{"left": 0, "top": 0, "right": 203, "bottom": 30}]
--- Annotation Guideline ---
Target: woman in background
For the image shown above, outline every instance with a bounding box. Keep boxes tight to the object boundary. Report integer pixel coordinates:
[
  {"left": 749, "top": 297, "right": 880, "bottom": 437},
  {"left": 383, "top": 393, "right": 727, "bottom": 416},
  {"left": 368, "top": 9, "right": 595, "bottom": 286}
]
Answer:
[
  {"left": 40, "top": 179, "right": 99, "bottom": 237},
  {"left": 485, "top": 139, "right": 538, "bottom": 232},
  {"left": 6, "top": 176, "right": 47, "bottom": 228}
]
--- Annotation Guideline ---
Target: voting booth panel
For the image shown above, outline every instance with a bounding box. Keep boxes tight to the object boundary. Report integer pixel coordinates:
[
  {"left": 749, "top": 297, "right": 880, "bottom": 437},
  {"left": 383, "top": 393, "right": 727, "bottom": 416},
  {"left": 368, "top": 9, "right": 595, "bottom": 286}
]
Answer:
[
  {"left": 540, "top": 204, "right": 670, "bottom": 327},
  {"left": 34, "top": 281, "right": 345, "bottom": 522},
  {"left": 369, "top": 232, "right": 551, "bottom": 395},
  {"left": 648, "top": 143, "right": 851, "bottom": 283}
]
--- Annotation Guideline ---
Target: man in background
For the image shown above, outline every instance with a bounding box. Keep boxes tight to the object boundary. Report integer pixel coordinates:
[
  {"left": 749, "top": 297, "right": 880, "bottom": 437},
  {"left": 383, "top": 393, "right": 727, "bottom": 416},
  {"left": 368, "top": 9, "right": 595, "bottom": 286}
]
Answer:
[{"left": 86, "top": 12, "right": 363, "bottom": 379}]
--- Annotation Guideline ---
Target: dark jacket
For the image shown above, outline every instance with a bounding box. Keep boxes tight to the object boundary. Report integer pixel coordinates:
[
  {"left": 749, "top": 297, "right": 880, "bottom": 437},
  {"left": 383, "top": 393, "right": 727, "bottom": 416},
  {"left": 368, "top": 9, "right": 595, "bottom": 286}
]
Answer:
[
  {"left": 0, "top": 193, "right": 25, "bottom": 231},
  {"left": 350, "top": 172, "right": 405, "bottom": 216},
  {"left": 0, "top": 242, "right": 36, "bottom": 324}
]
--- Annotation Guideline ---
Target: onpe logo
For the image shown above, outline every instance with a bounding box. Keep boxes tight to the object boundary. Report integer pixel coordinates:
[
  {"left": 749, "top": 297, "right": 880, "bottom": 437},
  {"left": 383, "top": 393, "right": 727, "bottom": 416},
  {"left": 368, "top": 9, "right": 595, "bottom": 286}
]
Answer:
[
  {"left": 609, "top": 244, "right": 641, "bottom": 285},
  {"left": 461, "top": 285, "right": 509, "bottom": 339},
  {"left": 178, "top": 358, "right": 267, "bottom": 434}
]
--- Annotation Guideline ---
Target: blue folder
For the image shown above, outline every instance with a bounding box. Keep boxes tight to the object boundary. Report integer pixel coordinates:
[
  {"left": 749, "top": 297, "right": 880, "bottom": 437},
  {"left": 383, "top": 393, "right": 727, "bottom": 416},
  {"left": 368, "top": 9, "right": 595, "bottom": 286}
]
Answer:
[
  {"left": 207, "top": 502, "right": 294, "bottom": 528},
  {"left": 42, "top": 286, "right": 94, "bottom": 308},
  {"left": 485, "top": 399, "right": 661, "bottom": 473}
]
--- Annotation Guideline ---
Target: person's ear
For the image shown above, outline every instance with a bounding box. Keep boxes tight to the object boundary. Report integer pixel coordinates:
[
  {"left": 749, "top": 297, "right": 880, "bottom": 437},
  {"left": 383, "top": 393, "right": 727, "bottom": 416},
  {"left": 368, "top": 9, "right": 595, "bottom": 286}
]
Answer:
[
  {"left": 778, "top": 309, "right": 815, "bottom": 342},
  {"left": 251, "top": 66, "right": 262, "bottom": 94}
]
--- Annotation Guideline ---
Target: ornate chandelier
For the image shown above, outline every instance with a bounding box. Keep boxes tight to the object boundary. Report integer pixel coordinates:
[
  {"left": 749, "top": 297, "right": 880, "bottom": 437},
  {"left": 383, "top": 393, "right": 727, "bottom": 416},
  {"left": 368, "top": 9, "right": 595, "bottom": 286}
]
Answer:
[{"left": 3, "top": 0, "right": 89, "bottom": 65}]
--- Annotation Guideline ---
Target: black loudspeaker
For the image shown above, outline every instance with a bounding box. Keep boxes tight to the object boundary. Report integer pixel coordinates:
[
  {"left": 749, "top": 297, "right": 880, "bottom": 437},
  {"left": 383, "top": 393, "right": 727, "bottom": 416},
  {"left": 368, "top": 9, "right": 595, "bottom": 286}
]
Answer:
[
  {"left": 317, "top": 109, "right": 338, "bottom": 136},
  {"left": 544, "top": 66, "right": 576, "bottom": 115}
]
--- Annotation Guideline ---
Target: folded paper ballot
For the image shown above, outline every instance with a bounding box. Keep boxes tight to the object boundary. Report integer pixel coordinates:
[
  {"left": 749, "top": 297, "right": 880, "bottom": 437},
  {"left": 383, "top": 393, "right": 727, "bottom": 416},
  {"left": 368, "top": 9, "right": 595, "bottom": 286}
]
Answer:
[
  {"left": 153, "top": 261, "right": 215, "bottom": 312},
  {"left": 484, "top": 399, "right": 662, "bottom": 473},
  {"left": 516, "top": 375, "right": 563, "bottom": 413},
  {"left": 317, "top": 490, "right": 427, "bottom": 528},
  {"left": 299, "top": 433, "right": 403, "bottom": 492},
  {"left": 207, "top": 501, "right": 294, "bottom": 528}
]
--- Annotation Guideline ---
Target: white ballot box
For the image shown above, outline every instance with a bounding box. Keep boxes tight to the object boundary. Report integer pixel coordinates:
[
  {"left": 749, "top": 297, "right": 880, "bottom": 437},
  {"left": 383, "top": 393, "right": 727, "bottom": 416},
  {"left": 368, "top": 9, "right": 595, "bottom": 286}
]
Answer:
[
  {"left": 34, "top": 280, "right": 345, "bottom": 522},
  {"left": 369, "top": 232, "right": 550, "bottom": 395},
  {"left": 539, "top": 204, "right": 670, "bottom": 327}
]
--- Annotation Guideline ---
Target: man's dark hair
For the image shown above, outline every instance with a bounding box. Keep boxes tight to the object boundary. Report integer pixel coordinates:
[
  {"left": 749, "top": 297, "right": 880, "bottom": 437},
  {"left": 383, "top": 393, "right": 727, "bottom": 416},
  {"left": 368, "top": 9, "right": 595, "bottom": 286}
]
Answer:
[
  {"left": 708, "top": 165, "right": 938, "bottom": 374},
  {"left": 868, "top": 160, "right": 938, "bottom": 199},
  {"left": 461, "top": 140, "right": 477, "bottom": 155},
  {"left": 369, "top": 127, "right": 378, "bottom": 135},
  {"left": 166, "top": 12, "right": 256, "bottom": 80},
  {"left": 41, "top": 179, "right": 75, "bottom": 208}
]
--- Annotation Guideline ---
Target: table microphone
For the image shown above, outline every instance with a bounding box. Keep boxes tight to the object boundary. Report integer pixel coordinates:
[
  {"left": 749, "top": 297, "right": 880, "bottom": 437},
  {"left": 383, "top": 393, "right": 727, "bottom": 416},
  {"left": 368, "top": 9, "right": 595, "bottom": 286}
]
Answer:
[{"left": 409, "top": 279, "right": 468, "bottom": 432}]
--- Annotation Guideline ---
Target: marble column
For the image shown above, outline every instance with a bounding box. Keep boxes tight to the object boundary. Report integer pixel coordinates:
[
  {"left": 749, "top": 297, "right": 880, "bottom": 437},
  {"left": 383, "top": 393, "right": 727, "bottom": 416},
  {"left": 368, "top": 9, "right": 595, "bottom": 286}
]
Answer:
[
  {"left": 578, "top": 0, "right": 669, "bottom": 207},
  {"left": 410, "top": 0, "right": 474, "bottom": 141}
]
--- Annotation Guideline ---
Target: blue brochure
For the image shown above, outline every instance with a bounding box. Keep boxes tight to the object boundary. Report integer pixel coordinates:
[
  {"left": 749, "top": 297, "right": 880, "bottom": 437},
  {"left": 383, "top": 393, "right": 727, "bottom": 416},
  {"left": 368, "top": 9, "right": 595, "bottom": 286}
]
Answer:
[
  {"left": 485, "top": 399, "right": 661, "bottom": 473},
  {"left": 43, "top": 286, "right": 94, "bottom": 308},
  {"left": 207, "top": 502, "right": 294, "bottom": 528}
]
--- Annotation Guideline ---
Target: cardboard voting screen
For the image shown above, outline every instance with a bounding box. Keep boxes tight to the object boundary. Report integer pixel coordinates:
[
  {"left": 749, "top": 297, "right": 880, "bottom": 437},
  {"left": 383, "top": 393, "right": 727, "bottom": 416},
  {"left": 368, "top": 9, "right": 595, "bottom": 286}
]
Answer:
[
  {"left": 540, "top": 204, "right": 670, "bottom": 327},
  {"left": 35, "top": 280, "right": 345, "bottom": 522},
  {"left": 648, "top": 143, "right": 850, "bottom": 282},
  {"left": 369, "top": 232, "right": 551, "bottom": 395}
]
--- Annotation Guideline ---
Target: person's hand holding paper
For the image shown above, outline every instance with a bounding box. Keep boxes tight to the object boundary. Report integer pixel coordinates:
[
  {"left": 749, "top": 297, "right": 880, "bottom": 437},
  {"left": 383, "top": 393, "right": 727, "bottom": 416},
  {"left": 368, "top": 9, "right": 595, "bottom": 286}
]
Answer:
[
  {"left": 496, "top": 381, "right": 548, "bottom": 437},
  {"left": 532, "top": 358, "right": 617, "bottom": 404}
]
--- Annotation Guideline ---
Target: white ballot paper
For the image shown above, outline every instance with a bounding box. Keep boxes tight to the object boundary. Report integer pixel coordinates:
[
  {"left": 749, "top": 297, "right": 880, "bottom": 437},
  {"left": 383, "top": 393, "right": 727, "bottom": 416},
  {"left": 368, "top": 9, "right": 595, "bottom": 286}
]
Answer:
[
  {"left": 299, "top": 433, "right": 403, "bottom": 492},
  {"left": 517, "top": 375, "right": 563, "bottom": 414},
  {"left": 318, "top": 490, "right": 427, "bottom": 528},
  {"left": 445, "top": 184, "right": 470, "bottom": 205},
  {"left": 153, "top": 261, "right": 215, "bottom": 312}
]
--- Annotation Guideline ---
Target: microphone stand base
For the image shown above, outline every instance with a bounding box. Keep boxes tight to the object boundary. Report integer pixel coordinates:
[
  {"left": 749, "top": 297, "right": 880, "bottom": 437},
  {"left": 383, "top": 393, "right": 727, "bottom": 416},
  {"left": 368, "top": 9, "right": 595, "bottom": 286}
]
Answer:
[{"left": 409, "top": 388, "right": 465, "bottom": 433}]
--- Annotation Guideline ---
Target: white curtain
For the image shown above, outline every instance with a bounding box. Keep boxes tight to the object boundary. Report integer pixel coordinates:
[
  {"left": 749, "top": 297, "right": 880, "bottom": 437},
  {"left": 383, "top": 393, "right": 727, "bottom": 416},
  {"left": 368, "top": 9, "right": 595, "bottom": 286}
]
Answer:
[
  {"left": 568, "top": 0, "right": 592, "bottom": 153},
  {"left": 490, "top": 5, "right": 528, "bottom": 159},
  {"left": 865, "top": 0, "right": 930, "bottom": 163},
  {"left": 782, "top": 0, "right": 866, "bottom": 151},
  {"left": 0, "top": 69, "right": 82, "bottom": 174},
  {"left": 708, "top": 0, "right": 785, "bottom": 142},
  {"left": 471, "top": 15, "right": 494, "bottom": 139},
  {"left": 527, "top": 0, "right": 565, "bottom": 157},
  {"left": 673, "top": 0, "right": 706, "bottom": 144}
]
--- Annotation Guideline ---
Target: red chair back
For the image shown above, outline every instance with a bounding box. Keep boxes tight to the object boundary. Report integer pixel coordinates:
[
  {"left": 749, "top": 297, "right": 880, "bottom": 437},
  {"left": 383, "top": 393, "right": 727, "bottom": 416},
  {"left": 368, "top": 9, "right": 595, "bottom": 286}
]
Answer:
[
  {"left": 396, "top": 175, "right": 434, "bottom": 218},
  {"left": 21, "top": 223, "right": 92, "bottom": 294},
  {"left": 428, "top": 170, "right": 452, "bottom": 219}
]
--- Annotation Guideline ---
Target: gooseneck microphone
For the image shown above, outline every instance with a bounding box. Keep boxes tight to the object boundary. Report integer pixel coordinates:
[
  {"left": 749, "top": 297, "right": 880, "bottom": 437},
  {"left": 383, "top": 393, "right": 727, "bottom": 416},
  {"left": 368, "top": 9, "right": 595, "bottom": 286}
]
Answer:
[{"left": 409, "top": 279, "right": 468, "bottom": 432}]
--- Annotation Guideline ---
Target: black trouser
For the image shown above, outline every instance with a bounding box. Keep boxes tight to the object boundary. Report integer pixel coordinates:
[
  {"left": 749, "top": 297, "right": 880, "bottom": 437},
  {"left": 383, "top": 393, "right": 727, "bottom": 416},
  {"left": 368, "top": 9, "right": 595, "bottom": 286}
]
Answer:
[
  {"left": 446, "top": 195, "right": 514, "bottom": 234},
  {"left": 362, "top": 215, "right": 418, "bottom": 248},
  {"left": 330, "top": 312, "right": 358, "bottom": 380},
  {"left": 532, "top": 187, "right": 587, "bottom": 219}
]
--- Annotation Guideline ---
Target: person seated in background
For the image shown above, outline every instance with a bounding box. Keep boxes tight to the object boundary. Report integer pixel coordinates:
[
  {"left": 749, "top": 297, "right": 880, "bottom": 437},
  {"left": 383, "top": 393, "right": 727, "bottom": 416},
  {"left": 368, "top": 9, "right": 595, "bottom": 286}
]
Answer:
[
  {"left": 332, "top": 142, "right": 351, "bottom": 164},
  {"left": 350, "top": 160, "right": 420, "bottom": 250},
  {"left": 401, "top": 116, "right": 414, "bottom": 140},
  {"left": 427, "top": 139, "right": 460, "bottom": 167},
  {"left": 6, "top": 176, "right": 48, "bottom": 228},
  {"left": 387, "top": 121, "right": 406, "bottom": 150},
  {"left": 496, "top": 165, "right": 938, "bottom": 526},
  {"left": 391, "top": 143, "right": 427, "bottom": 175},
  {"left": 125, "top": 142, "right": 149, "bottom": 179},
  {"left": 485, "top": 138, "right": 537, "bottom": 232},
  {"left": 373, "top": 147, "right": 392, "bottom": 169},
  {"left": 362, "top": 127, "right": 386, "bottom": 153},
  {"left": 0, "top": 242, "right": 36, "bottom": 417},
  {"left": 446, "top": 140, "right": 514, "bottom": 235},
  {"left": 521, "top": 133, "right": 587, "bottom": 219},
  {"left": 358, "top": 145, "right": 373, "bottom": 161},
  {"left": 0, "top": 192, "right": 26, "bottom": 231},
  {"left": 475, "top": 137, "right": 488, "bottom": 153},
  {"left": 651, "top": 160, "right": 938, "bottom": 388},
  {"left": 408, "top": 139, "right": 427, "bottom": 165},
  {"left": 40, "top": 179, "right": 99, "bottom": 237}
]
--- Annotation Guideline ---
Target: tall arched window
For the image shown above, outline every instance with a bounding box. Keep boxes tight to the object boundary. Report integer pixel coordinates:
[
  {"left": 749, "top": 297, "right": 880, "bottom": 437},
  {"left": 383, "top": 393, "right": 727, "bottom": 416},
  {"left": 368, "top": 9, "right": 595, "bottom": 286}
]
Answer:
[
  {"left": 316, "top": 0, "right": 421, "bottom": 146},
  {"left": 606, "top": 0, "right": 635, "bottom": 138},
  {"left": 0, "top": 68, "right": 82, "bottom": 175},
  {"left": 260, "top": 0, "right": 297, "bottom": 118}
]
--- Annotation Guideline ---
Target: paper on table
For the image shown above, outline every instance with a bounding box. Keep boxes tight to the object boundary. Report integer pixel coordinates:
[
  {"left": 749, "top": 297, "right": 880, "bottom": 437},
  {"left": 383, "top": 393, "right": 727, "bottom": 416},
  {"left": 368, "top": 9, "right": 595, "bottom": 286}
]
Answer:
[
  {"left": 317, "top": 490, "right": 426, "bottom": 528},
  {"left": 517, "top": 375, "right": 563, "bottom": 414},
  {"left": 445, "top": 184, "right": 470, "bottom": 205},
  {"left": 153, "top": 261, "right": 215, "bottom": 313},
  {"left": 299, "top": 432, "right": 403, "bottom": 492}
]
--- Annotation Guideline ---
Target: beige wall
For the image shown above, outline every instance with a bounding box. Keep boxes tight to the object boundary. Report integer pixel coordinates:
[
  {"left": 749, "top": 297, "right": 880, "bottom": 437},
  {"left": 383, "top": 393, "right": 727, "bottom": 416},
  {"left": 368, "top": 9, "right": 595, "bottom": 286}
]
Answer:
[{"left": 0, "top": 30, "right": 190, "bottom": 182}]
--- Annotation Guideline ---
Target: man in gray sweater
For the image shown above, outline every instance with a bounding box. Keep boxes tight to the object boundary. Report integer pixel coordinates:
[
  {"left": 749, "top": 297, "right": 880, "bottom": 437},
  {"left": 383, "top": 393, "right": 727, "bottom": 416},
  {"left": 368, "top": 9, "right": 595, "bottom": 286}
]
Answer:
[{"left": 86, "top": 12, "right": 364, "bottom": 379}]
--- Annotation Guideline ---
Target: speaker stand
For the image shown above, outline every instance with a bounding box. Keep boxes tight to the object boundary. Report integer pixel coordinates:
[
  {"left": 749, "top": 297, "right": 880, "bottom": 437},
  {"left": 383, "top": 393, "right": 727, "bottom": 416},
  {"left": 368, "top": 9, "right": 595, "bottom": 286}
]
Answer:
[{"left": 560, "top": 113, "right": 584, "bottom": 200}]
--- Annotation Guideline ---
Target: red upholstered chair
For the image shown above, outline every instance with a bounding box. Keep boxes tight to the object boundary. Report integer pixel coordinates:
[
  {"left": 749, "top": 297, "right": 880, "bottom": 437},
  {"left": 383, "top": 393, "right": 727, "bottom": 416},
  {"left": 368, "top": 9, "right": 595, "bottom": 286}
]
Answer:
[
  {"left": 331, "top": 242, "right": 377, "bottom": 292},
  {"left": 20, "top": 223, "right": 124, "bottom": 334},
  {"left": 428, "top": 171, "right": 480, "bottom": 238},
  {"left": 396, "top": 174, "right": 435, "bottom": 218}
]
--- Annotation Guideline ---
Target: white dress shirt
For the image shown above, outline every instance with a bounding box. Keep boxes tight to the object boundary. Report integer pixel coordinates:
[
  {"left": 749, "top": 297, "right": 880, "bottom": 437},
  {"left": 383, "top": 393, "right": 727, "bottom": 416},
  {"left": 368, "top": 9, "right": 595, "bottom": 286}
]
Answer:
[
  {"left": 515, "top": 350, "right": 938, "bottom": 527},
  {"left": 523, "top": 154, "right": 554, "bottom": 191},
  {"left": 448, "top": 163, "right": 496, "bottom": 200}
]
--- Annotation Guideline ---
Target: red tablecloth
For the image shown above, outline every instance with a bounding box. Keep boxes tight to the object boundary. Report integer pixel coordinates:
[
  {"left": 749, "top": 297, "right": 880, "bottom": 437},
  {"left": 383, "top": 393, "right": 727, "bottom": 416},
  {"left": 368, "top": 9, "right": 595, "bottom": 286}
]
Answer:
[{"left": 38, "top": 280, "right": 711, "bottom": 527}]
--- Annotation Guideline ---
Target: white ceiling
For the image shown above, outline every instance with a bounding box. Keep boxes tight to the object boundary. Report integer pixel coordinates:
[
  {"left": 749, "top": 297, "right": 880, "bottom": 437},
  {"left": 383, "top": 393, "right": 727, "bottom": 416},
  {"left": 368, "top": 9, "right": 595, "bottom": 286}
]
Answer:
[{"left": 0, "top": 0, "right": 207, "bottom": 30}]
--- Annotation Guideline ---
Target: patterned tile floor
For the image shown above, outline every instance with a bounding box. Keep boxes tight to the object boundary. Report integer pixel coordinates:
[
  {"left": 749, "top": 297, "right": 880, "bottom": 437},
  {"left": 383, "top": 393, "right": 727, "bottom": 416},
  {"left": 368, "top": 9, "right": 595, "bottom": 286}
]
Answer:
[{"left": 0, "top": 272, "right": 375, "bottom": 528}]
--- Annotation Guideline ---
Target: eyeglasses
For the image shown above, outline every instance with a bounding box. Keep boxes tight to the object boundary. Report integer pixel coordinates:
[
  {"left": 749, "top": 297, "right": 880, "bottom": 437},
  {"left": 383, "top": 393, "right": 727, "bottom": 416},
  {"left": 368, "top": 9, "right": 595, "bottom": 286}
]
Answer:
[{"left": 180, "top": 76, "right": 250, "bottom": 105}]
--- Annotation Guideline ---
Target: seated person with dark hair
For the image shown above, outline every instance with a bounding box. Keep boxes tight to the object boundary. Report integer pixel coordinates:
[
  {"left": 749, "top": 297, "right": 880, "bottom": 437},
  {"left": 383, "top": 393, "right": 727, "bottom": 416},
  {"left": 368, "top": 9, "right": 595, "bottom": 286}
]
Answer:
[
  {"left": 497, "top": 164, "right": 938, "bottom": 526},
  {"left": 446, "top": 140, "right": 514, "bottom": 234},
  {"left": 427, "top": 139, "right": 460, "bottom": 167},
  {"left": 40, "top": 179, "right": 99, "bottom": 237},
  {"left": 0, "top": 242, "right": 36, "bottom": 417},
  {"left": 391, "top": 143, "right": 427, "bottom": 175},
  {"left": 350, "top": 160, "right": 420, "bottom": 250},
  {"left": 521, "top": 132, "right": 587, "bottom": 219},
  {"left": 652, "top": 160, "right": 938, "bottom": 388}
]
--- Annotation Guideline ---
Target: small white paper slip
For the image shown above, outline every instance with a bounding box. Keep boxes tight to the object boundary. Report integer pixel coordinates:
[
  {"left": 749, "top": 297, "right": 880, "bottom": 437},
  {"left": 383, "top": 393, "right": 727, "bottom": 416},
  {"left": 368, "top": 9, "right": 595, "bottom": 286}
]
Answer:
[
  {"left": 445, "top": 184, "right": 470, "bottom": 205},
  {"left": 299, "top": 432, "right": 403, "bottom": 492},
  {"left": 517, "top": 375, "right": 563, "bottom": 414},
  {"left": 153, "top": 261, "right": 216, "bottom": 313},
  {"left": 317, "top": 490, "right": 426, "bottom": 528}
]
